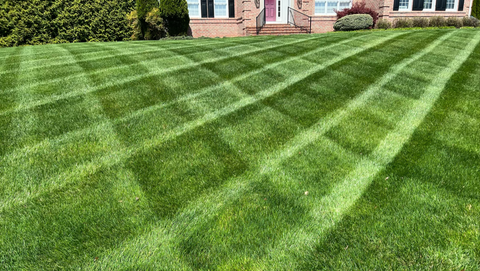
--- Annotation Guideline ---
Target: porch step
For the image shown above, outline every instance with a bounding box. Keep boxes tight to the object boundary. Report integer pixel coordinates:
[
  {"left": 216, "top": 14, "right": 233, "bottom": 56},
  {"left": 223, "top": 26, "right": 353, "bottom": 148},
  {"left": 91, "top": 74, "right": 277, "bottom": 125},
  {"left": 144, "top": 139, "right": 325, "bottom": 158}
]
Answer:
[{"left": 246, "top": 24, "right": 310, "bottom": 36}]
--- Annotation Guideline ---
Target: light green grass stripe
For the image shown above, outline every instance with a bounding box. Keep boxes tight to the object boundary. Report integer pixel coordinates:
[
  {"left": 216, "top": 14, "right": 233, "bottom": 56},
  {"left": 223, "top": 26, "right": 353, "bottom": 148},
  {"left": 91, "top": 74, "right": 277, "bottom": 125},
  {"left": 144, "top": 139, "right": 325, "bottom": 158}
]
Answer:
[
  {"left": 0, "top": 32, "right": 399, "bottom": 212},
  {"left": 60, "top": 45, "right": 159, "bottom": 267},
  {"left": 8, "top": 47, "right": 38, "bottom": 152},
  {"left": 0, "top": 37, "right": 275, "bottom": 77},
  {"left": 0, "top": 34, "right": 326, "bottom": 108},
  {"left": 259, "top": 30, "right": 480, "bottom": 269}
]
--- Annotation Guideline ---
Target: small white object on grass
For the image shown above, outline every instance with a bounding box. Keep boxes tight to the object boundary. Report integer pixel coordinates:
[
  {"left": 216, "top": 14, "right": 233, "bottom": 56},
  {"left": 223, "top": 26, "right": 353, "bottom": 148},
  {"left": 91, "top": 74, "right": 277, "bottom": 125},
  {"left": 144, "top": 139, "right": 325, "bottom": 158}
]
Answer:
[{"left": 305, "top": 191, "right": 309, "bottom": 196}]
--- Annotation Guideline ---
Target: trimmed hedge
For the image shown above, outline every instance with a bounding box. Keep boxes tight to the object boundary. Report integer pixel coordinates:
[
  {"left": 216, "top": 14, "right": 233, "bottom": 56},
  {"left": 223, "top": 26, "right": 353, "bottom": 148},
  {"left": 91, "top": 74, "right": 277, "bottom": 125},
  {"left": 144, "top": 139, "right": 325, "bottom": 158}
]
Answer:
[
  {"left": 334, "top": 14, "right": 373, "bottom": 31},
  {"left": 376, "top": 16, "right": 478, "bottom": 30},
  {"left": 0, "top": 0, "right": 135, "bottom": 47}
]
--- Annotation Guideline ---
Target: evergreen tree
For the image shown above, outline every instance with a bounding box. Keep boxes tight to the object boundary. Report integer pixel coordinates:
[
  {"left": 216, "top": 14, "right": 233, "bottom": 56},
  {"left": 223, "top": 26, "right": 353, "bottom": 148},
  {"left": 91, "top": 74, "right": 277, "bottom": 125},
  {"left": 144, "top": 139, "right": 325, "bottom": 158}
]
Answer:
[
  {"left": 160, "top": 0, "right": 190, "bottom": 36},
  {"left": 473, "top": 0, "right": 479, "bottom": 18},
  {"left": 136, "top": 0, "right": 159, "bottom": 38}
]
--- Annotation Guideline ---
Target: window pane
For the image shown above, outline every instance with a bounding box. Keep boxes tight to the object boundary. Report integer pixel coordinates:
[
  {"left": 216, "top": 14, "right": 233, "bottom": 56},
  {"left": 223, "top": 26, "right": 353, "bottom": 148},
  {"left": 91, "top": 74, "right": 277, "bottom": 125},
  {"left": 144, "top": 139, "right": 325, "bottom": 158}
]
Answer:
[
  {"left": 446, "top": 0, "right": 454, "bottom": 9},
  {"left": 339, "top": 1, "right": 350, "bottom": 9},
  {"left": 215, "top": 0, "right": 227, "bottom": 17},
  {"left": 424, "top": 0, "right": 432, "bottom": 9},
  {"left": 327, "top": 1, "right": 337, "bottom": 13},
  {"left": 188, "top": 3, "right": 199, "bottom": 16},
  {"left": 399, "top": 0, "right": 409, "bottom": 9},
  {"left": 315, "top": 1, "right": 326, "bottom": 13}
]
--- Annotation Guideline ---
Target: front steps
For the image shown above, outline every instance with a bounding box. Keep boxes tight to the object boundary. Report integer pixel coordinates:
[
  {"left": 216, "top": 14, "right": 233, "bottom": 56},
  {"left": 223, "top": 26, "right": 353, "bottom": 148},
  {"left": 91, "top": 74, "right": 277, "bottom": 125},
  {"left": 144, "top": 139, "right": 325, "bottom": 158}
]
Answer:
[{"left": 246, "top": 24, "right": 310, "bottom": 36}]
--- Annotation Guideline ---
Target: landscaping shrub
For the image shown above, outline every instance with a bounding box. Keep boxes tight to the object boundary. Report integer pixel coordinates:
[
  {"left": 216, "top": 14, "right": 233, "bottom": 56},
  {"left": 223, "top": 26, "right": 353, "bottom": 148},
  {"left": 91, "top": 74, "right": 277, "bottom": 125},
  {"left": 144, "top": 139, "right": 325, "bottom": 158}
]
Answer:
[
  {"left": 462, "top": 16, "right": 475, "bottom": 26},
  {"left": 471, "top": 16, "right": 480, "bottom": 27},
  {"left": 412, "top": 17, "right": 429, "bottom": 28},
  {"left": 429, "top": 16, "right": 447, "bottom": 27},
  {"left": 446, "top": 17, "right": 463, "bottom": 28},
  {"left": 0, "top": 0, "right": 135, "bottom": 47},
  {"left": 334, "top": 14, "right": 374, "bottom": 31},
  {"left": 376, "top": 19, "right": 392, "bottom": 29},
  {"left": 160, "top": 0, "right": 190, "bottom": 36},
  {"left": 394, "top": 18, "right": 413, "bottom": 28},
  {"left": 335, "top": 2, "right": 379, "bottom": 27}
]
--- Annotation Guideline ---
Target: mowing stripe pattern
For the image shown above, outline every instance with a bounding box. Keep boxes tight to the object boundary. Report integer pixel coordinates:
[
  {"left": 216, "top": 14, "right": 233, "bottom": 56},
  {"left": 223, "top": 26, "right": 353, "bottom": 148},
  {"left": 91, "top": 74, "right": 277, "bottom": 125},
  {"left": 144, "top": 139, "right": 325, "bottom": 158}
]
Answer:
[{"left": 1, "top": 29, "right": 480, "bottom": 270}]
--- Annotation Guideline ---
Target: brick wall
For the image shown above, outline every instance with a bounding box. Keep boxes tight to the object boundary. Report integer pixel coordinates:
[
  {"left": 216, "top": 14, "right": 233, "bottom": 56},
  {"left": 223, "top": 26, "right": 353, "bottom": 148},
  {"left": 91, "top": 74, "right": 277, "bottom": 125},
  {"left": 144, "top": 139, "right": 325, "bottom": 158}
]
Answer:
[
  {"left": 380, "top": 0, "right": 470, "bottom": 20},
  {"left": 189, "top": 0, "right": 472, "bottom": 37}
]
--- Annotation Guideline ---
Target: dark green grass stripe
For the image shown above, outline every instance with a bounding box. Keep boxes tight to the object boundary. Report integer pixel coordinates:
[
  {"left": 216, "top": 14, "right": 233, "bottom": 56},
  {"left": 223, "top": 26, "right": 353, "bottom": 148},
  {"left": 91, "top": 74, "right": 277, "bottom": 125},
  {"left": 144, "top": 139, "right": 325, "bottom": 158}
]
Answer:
[
  {"left": 260, "top": 30, "right": 480, "bottom": 269},
  {"left": 0, "top": 32, "right": 400, "bottom": 213},
  {"left": 0, "top": 47, "right": 23, "bottom": 157},
  {"left": 0, "top": 33, "right": 358, "bottom": 116}
]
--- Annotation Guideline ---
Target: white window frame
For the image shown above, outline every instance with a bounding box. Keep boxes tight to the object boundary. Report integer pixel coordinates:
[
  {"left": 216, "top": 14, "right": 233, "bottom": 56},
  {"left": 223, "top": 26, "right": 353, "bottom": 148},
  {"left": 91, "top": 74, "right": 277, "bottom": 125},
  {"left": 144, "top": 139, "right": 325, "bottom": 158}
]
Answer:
[
  {"left": 394, "top": 0, "right": 462, "bottom": 11},
  {"left": 398, "top": 0, "right": 413, "bottom": 10},
  {"left": 423, "top": 0, "right": 435, "bottom": 11},
  {"left": 187, "top": 0, "right": 201, "bottom": 18},
  {"left": 314, "top": 0, "right": 352, "bottom": 15},
  {"left": 214, "top": 0, "right": 229, "bottom": 18},
  {"left": 445, "top": 0, "right": 457, "bottom": 11}
]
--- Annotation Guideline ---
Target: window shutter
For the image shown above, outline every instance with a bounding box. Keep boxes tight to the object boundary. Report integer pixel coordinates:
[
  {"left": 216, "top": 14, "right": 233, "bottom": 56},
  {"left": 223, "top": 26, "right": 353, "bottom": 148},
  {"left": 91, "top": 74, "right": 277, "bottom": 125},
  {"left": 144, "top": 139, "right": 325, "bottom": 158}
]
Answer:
[
  {"left": 208, "top": 0, "right": 215, "bottom": 17},
  {"left": 201, "top": 0, "right": 207, "bottom": 17},
  {"left": 229, "top": 0, "right": 235, "bottom": 17},
  {"left": 436, "top": 0, "right": 447, "bottom": 10},
  {"left": 393, "top": 0, "right": 400, "bottom": 11},
  {"left": 412, "top": 0, "right": 424, "bottom": 10},
  {"left": 458, "top": 0, "right": 464, "bottom": 10}
]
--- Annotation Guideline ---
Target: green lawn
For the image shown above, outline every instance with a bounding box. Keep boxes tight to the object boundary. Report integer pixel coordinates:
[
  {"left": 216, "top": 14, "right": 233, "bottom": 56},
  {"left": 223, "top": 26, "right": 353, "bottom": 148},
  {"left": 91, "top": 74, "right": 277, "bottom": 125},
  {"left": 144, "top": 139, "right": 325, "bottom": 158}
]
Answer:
[{"left": 1, "top": 29, "right": 480, "bottom": 270}]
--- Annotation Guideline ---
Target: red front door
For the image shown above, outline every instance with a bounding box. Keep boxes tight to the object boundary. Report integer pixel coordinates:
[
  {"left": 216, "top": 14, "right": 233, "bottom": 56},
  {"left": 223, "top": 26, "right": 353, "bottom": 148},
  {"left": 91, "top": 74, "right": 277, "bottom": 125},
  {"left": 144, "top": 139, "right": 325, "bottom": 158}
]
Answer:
[{"left": 265, "top": 0, "right": 276, "bottom": 22}]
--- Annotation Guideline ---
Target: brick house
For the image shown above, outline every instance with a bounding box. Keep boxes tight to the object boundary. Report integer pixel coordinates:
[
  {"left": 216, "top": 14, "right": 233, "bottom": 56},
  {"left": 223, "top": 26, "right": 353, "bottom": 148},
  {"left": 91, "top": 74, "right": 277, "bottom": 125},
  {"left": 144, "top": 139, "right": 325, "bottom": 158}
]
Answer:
[{"left": 187, "top": 0, "right": 474, "bottom": 37}]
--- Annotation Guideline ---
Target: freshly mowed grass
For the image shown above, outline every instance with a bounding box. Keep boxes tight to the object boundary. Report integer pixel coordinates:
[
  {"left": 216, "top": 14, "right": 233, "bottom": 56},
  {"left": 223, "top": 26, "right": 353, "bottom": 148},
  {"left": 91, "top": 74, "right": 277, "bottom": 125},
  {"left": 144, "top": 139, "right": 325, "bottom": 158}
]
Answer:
[{"left": 0, "top": 29, "right": 480, "bottom": 269}]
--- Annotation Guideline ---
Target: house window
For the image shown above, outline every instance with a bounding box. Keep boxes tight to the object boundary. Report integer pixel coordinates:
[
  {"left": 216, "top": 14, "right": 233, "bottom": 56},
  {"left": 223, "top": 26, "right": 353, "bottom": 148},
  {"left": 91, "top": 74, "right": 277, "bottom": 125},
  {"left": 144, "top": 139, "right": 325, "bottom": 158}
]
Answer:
[
  {"left": 215, "top": 0, "right": 228, "bottom": 17},
  {"left": 399, "top": 0, "right": 410, "bottom": 9},
  {"left": 315, "top": 0, "right": 351, "bottom": 14},
  {"left": 446, "top": 0, "right": 455, "bottom": 9},
  {"left": 188, "top": 0, "right": 200, "bottom": 17},
  {"left": 424, "top": 0, "right": 433, "bottom": 9}
]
